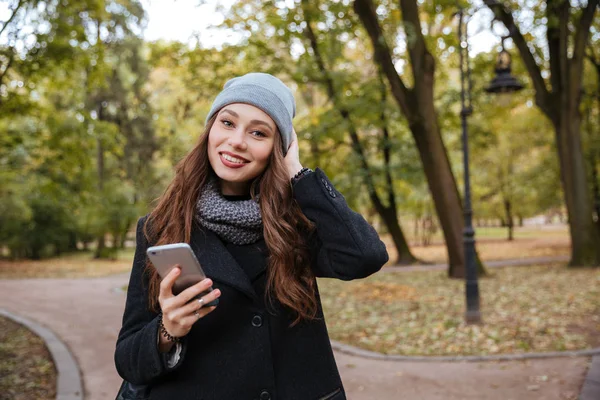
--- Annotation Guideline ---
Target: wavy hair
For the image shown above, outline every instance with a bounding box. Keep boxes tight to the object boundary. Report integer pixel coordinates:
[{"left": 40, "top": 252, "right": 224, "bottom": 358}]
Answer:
[{"left": 144, "top": 115, "right": 317, "bottom": 325}]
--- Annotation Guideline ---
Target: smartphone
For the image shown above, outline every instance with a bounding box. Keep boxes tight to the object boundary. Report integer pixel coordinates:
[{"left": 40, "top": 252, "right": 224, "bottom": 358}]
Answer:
[{"left": 146, "top": 243, "right": 219, "bottom": 307}]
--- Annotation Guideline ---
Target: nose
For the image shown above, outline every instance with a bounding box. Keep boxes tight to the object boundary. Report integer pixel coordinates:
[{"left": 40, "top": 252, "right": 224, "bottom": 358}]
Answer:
[{"left": 227, "top": 128, "right": 247, "bottom": 150}]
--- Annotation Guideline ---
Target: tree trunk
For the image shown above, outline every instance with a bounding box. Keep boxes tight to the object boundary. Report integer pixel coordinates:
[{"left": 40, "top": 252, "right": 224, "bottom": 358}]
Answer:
[
  {"left": 590, "top": 153, "right": 600, "bottom": 232},
  {"left": 504, "top": 199, "right": 513, "bottom": 241},
  {"left": 553, "top": 112, "right": 600, "bottom": 265},
  {"left": 111, "top": 233, "right": 119, "bottom": 250},
  {"left": 120, "top": 226, "right": 129, "bottom": 249},
  {"left": 94, "top": 109, "right": 107, "bottom": 259},
  {"left": 410, "top": 120, "right": 467, "bottom": 274},
  {"left": 67, "top": 232, "right": 78, "bottom": 251},
  {"left": 381, "top": 207, "right": 415, "bottom": 264}
]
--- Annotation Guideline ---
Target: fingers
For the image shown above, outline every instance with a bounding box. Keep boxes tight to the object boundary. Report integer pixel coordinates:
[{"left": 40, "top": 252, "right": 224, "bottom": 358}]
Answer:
[
  {"left": 286, "top": 127, "right": 298, "bottom": 153},
  {"left": 180, "top": 306, "right": 217, "bottom": 327},
  {"left": 158, "top": 266, "right": 180, "bottom": 300},
  {"left": 169, "top": 289, "right": 221, "bottom": 328},
  {"left": 159, "top": 279, "right": 221, "bottom": 338},
  {"left": 173, "top": 278, "right": 215, "bottom": 306},
  {"left": 178, "top": 288, "right": 221, "bottom": 317}
]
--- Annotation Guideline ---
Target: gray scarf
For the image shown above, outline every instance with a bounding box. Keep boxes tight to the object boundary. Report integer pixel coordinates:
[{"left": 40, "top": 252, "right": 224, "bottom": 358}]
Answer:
[{"left": 195, "top": 177, "right": 263, "bottom": 245}]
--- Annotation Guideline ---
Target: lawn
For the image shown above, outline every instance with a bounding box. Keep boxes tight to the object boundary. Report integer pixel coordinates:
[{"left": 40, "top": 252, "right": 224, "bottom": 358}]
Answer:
[
  {"left": 382, "top": 225, "right": 571, "bottom": 265},
  {"left": 0, "top": 316, "right": 56, "bottom": 400},
  {"left": 318, "top": 264, "right": 600, "bottom": 356},
  {"left": 0, "top": 226, "right": 571, "bottom": 279},
  {"left": 0, "top": 249, "right": 134, "bottom": 279}
]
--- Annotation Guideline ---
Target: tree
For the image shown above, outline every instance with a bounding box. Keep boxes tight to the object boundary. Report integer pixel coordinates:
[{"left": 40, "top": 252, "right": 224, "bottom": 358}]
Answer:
[
  {"left": 483, "top": 0, "right": 600, "bottom": 266},
  {"left": 353, "top": 0, "right": 485, "bottom": 277}
]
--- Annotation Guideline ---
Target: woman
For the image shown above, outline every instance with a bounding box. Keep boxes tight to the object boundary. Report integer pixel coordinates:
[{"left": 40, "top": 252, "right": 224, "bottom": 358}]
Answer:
[{"left": 114, "top": 72, "right": 389, "bottom": 400}]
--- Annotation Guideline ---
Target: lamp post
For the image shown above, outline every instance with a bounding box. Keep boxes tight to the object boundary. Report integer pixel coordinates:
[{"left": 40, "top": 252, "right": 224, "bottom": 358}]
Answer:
[
  {"left": 457, "top": 7, "right": 481, "bottom": 324},
  {"left": 456, "top": 7, "right": 524, "bottom": 324}
]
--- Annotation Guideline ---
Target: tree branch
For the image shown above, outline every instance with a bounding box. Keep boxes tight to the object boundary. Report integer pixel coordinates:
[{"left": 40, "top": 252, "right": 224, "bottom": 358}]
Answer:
[
  {"left": 587, "top": 44, "right": 599, "bottom": 68},
  {"left": 399, "top": 0, "right": 434, "bottom": 88},
  {"left": 0, "top": 47, "right": 15, "bottom": 88},
  {"left": 0, "top": 0, "right": 25, "bottom": 37},
  {"left": 353, "top": 0, "right": 413, "bottom": 117},
  {"left": 301, "top": 0, "right": 385, "bottom": 209},
  {"left": 378, "top": 71, "right": 397, "bottom": 211},
  {"left": 545, "top": 0, "right": 566, "bottom": 100},
  {"left": 572, "top": 0, "right": 599, "bottom": 84},
  {"left": 483, "top": 0, "right": 551, "bottom": 115}
]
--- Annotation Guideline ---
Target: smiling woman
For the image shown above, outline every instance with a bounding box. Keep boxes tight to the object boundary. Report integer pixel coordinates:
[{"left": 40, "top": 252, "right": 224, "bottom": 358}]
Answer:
[
  {"left": 208, "top": 104, "right": 276, "bottom": 195},
  {"left": 114, "top": 72, "right": 389, "bottom": 400}
]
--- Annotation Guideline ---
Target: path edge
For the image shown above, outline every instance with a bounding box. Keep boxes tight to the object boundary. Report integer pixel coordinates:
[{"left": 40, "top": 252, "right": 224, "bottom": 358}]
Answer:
[
  {"left": 579, "top": 355, "right": 600, "bottom": 400},
  {"left": 0, "top": 308, "right": 84, "bottom": 400},
  {"left": 331, "top": 340, "right": 600, "bottom": 363}
]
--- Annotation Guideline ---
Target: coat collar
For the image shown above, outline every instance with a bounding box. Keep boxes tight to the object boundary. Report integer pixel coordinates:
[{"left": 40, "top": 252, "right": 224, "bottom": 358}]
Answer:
[{"left": 189, "top": 222, "right": 258, "bottom": 301}]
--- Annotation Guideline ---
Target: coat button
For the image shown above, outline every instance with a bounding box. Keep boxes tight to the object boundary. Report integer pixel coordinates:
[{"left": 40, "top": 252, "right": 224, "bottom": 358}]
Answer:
[
  {"left": 252, "top": 315, "right": 263, "bottom": 327},
  {"left": 259, "top": 390, "right": 271, "bottom": 400}
]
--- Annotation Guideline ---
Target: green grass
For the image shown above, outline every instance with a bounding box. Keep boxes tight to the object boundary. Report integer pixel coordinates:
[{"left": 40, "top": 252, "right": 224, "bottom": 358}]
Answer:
[
  {"left": 0, "top": 248, "right": 135, "bottom": 279},
  {"left": 398, "top": 224, "right": 568, "bottom": 244}
]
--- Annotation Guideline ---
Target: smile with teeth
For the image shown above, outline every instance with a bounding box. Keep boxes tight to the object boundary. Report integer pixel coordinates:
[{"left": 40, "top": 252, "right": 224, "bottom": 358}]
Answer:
[{"left": 221, "top": 153, "right": 248, "bottom": 164}]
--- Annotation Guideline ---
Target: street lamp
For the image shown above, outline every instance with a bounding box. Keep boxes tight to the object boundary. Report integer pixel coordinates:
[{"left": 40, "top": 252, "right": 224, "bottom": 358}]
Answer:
[
  {"left": 457, "top": 6, "right": 523, "bottom": 324},
  {"left": 456, "top": 7, "right": 523, "bottom": 324},
  {"left": 485, "top": 40, "right": 524, "bottom": 94},
  {"left": 457, "top": 7, "right": 481, "bottom": 324}
]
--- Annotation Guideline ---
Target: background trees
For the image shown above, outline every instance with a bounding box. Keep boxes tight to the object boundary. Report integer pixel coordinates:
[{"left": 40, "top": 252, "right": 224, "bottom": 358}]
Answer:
[{"left": 1, "top": 0, "right": 596, "bottom": 268}]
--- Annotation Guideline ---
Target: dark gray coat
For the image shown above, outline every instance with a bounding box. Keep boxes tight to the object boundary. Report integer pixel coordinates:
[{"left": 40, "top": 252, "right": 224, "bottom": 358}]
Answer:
[{"left": 114, "top": 169, "right": 389, "bottom": 400}]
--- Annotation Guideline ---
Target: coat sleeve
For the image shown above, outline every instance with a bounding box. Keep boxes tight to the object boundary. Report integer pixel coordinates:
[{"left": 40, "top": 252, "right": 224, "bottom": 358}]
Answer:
[
  {"left": 114, "top": 216, "right": 187, "bottom": 385},
  {"left": 293, "top": 168, "right": 389, "bottom": 280}
]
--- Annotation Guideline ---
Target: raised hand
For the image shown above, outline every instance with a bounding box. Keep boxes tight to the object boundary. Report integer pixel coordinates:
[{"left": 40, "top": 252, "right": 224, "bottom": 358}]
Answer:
[{"left": 284, "top": 127, "right": 304, "bottom": 179}]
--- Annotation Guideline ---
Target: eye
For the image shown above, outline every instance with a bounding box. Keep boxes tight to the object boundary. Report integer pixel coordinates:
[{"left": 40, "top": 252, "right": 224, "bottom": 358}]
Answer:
[
  {"left": 250, "top": 130, "right": 266, "bottom": 138},
  {"left": 220, "top": 119, "right": 233, "bottom": 127}
]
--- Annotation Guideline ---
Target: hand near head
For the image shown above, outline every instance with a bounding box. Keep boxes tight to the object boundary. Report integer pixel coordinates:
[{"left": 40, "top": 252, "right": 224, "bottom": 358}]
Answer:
[
  {"left": 284, "top": 127, "right": 304, "bottom": 180},
  {"left": 157, "top": 266, "right": 221, "bottom": 351}
]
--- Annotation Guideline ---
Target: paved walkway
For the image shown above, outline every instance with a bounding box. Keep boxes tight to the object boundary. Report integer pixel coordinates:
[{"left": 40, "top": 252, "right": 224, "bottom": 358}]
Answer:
[{"left": 0, "top": 264, "right": 591, "bottom": 399}]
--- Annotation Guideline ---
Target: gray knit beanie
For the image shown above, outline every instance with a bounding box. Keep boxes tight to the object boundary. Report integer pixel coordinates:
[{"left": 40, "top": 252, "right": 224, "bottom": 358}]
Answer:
[{"left": 205, "top": 72, "right": 296, "bottom": 155}]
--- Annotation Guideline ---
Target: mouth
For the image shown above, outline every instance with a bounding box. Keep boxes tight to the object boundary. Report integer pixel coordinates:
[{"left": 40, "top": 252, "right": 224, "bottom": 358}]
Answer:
[{"left": 219, "top": 151, "right": 250, "bottom": 168}]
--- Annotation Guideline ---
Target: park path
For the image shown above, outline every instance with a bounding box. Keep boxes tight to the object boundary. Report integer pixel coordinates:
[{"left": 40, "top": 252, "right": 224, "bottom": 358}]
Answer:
[{"left": 0, "top": 263, "right": 589, "bottom": 400}]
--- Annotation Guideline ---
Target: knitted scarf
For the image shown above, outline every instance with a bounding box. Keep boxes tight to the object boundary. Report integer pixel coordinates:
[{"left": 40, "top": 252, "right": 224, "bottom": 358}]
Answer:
[{"left": 195, "top": 177, "right": 263, "bottom": 245}]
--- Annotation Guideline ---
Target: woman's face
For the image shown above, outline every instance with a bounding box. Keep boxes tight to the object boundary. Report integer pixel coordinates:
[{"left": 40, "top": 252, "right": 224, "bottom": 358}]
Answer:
[{"left": 208, "top": 103, "right": 277, "bottom": 195}]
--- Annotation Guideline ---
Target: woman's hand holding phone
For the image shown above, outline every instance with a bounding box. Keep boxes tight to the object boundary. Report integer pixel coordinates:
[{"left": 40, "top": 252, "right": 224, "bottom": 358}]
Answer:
[{"left": 157, "top": 266, "right": 221, "bottom": 352}]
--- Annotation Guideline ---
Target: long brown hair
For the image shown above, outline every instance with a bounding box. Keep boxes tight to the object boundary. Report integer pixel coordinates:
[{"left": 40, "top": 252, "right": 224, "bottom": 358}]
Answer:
[{"left": 144, "top": 115, "right": 318, "bottom": 324}]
